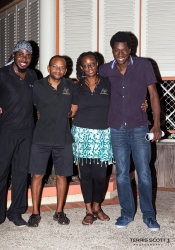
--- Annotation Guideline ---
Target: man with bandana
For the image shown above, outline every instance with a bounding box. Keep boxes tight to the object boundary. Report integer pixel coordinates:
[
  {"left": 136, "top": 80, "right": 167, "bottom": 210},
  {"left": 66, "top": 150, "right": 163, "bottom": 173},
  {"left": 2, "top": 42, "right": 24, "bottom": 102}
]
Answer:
[{"left": 0, "top": 40, "right": 37, "bottom": 226}]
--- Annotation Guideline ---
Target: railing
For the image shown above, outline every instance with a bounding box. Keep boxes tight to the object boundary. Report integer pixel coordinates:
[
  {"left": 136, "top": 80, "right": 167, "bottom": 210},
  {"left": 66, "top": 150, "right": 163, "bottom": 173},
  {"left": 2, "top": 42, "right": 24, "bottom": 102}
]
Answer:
[{"left": 147, "top": 80, "right": 175, "bottom": 131}]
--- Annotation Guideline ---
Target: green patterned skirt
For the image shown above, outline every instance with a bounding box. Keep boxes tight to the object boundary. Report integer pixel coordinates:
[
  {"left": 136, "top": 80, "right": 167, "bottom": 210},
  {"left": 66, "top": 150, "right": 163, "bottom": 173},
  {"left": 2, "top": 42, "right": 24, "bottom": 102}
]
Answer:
[{"left": 71, "top": 125, "right": 113, "bottom": 165}]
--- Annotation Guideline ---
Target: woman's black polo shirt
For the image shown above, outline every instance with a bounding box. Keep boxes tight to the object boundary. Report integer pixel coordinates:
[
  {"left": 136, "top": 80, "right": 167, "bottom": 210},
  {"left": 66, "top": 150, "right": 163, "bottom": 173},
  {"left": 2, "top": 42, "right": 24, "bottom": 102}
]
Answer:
[
  {"left": 72, "top": 75, "right": 111, "bottom": 130},
  {"left": 33, "top": 76, "right": 74, "bottom": 144}
]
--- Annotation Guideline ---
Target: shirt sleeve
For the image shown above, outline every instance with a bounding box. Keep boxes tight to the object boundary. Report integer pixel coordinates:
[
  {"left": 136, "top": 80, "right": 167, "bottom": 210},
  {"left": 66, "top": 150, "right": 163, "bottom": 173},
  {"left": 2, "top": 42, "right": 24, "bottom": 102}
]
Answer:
[
  {"left": 71, "top": 82, "right": 78, "bottom": 105},
  {"left": 99, "top": 65, "right": 107, "bottom": 77},
  {"left": 33, "top": 81, "right": 38, "bottom": 105},
  {"left": 108, "top": 78, "right": 111, "bottom": 98},
  {"left": 0, "top": 71, "right": 3, "bottom": 92},
  {"left": 144, "top": 59, "right": 157, "bottom": 86},
  {"left": 101, "top": 75, "right": 111, "bottom": 98}
]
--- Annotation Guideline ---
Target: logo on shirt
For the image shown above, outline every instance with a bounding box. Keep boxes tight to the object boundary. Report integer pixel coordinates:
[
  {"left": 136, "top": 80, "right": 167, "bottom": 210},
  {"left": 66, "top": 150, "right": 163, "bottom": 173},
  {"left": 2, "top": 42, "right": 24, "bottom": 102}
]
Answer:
[
  {"left": 62, "top": 88, "right": 70, "bottom": 95},
  {"left": 100, "top": 88, "right": 108, "bottom": 95}
]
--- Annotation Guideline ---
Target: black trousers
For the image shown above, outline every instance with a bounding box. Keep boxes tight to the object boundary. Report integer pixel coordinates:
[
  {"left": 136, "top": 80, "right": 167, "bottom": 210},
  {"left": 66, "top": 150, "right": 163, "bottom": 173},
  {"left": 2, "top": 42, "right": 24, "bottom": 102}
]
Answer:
[
  {"left": 80, "top": 159, "right": 107, "bottom": 204},
  {"left": 0, "top": 135, "right": 31, "bottom": 223}
]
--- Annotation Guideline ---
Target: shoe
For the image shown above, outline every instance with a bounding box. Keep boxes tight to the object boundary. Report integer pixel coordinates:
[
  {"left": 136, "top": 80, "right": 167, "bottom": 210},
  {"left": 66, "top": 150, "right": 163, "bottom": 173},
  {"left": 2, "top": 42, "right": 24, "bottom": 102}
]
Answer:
[
  {"left": 115, "top": 216, "right": 133, "bottom": 228},
  {"left": 27, "top": 214, "right": 41, "bottom": 227},
  {"left": 53, "top": 212, "right": 70, "bottom": 225},
  {"left": 9, "top": 215, "right": 27, "bottom": 227},
  {"left": 82, "top": 213, "right": 97, "bottom": 225},
  {"left": 143, "top": 217, "right": 160, "bottom": 231},
  {"left": 93, "top": 208, "right": 110, "bottom": 221}
]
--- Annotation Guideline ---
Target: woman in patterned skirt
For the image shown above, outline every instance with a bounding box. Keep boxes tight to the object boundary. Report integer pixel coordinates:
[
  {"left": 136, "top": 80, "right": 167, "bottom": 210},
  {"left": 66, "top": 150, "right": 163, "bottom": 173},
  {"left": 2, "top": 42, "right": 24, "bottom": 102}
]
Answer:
[{"left": 70, "top": 52, "right": 147, "bottom": 225}]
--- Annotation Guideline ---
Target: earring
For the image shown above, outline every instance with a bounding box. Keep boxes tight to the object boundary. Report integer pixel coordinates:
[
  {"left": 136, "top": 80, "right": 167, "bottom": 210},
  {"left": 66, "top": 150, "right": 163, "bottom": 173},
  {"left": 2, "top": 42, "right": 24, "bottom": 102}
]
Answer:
[{"left": 81, "top": 70, "right": 86, "bottom": 78}]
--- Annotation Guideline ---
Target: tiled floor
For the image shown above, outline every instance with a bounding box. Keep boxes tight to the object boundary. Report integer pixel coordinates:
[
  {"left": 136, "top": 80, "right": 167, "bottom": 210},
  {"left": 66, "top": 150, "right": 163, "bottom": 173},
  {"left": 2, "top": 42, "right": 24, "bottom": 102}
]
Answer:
[{"left": 26, "top": 196, "right": 120, "bottom": 213}]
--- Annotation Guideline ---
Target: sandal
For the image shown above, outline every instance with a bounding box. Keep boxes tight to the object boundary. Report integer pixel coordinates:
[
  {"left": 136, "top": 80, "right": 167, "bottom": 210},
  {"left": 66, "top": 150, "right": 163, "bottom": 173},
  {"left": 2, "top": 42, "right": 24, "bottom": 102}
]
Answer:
[
  {"left": 93, "top": 208, "right": 110, "bottom": 221},
  {"left": 27, "top": 214, "right": 41, "bottom": 227},
  {"left": 53, "top": 212, "right": 70, "bottom": 225},
  {"left": 82, "top": 213, "right": 97, "bottom": 225}
]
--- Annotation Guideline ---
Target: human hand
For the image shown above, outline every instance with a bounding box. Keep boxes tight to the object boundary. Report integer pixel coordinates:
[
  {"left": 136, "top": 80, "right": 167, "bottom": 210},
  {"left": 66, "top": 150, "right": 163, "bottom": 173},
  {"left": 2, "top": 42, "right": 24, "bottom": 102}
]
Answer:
[
  {"left": 150, "top": 126, "right": 162, "bottom": 142},
  {"left": 37, "top": 111, "right": 40, "bottom": 119},
  {"left": 141, "top": 100, "right": 148, "bottom": 112},
  {"left": 68, "top": 110, "right": 73, "bottom": 118},
  {"left": 0, "top": 107, "right": 2, "bottom": 114}
]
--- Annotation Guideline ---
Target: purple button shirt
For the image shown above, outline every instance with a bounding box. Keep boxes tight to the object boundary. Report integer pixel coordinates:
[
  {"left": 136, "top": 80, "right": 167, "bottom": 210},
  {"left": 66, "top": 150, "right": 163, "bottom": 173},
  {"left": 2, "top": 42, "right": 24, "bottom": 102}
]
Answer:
[{"left": 99, "top": 56, "right": 157, "bottom": 130}]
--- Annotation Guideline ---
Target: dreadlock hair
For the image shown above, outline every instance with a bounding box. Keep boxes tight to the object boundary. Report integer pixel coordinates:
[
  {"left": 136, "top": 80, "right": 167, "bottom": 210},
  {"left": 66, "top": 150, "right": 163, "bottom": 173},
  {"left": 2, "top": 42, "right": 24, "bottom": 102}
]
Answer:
[
  {"left": 110, "top": 31, "right": 132, "bottom": 49},
  {"left": 48, "top": 55, "right": 67, "bottom": 66},
  {"left": 76, "top": 51, "right": 99, "bottom": 94}
]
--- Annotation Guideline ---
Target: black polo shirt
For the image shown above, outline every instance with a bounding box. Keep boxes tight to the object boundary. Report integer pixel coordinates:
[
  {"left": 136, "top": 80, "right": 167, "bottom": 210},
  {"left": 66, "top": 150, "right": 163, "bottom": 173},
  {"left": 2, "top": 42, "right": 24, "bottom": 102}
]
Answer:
[
  {"left": 72, "top": 75, "right": 111, "bottom": 129},
  {"left": 32, "top": 76, "right": 74, "bottom": 144},
  {"left": 0, "top": 64, "right": 37, "bottom": 138}
]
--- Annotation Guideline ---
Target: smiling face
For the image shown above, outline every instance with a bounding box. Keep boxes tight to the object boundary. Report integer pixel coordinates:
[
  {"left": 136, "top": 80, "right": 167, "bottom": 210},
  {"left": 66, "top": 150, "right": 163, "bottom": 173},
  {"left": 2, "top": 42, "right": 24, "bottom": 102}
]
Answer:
[
  {"left": 112, "top": 42, "right": 131, "bottom": 66},
  {"left": 47, "top": 57, "right": 67, "bottom": 81},
  {"left": 13, "top": 49, "right": 32, "bottom": 73},
  {"left": 80, "top": 55, "right": 98, "bottom": 78}
]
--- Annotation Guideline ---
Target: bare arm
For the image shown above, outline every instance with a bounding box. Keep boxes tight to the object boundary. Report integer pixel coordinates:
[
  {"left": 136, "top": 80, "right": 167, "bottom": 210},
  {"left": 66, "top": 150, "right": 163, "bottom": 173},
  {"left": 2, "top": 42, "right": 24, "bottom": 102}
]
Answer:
[
  {"left": 68, "top": 104, "right": 78, "bottom": 118},
  {"left": 147, "top": 84, "right": 161, "bottom": 141}
]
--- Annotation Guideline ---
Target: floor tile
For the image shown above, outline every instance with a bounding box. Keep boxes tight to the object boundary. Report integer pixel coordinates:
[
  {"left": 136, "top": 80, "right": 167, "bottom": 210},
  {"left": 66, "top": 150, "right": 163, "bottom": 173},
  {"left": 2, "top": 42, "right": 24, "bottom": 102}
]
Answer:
[
  {"left": 40, "top": 205, "right": 50, "bottom": 212},
  {"left": 68, "top": 202, "right": 84, "bottom": 209},
  {"left": 110, "top": 196, "right": 120, "bottom": 204},
  {"left": 26, "top": 197, "right": 120, "bottom": 214},
  {"left": 102, "top": 199, "right": 114, "bottom": 205},
  {"left": 64, "top": 203, "right": 73, "bottom": 209},
  {"left": 76, "top": 201, "right": 85, "bottom": 207},
  {"left": 46, "top": 204, "right": 57, "bottom": 211}
]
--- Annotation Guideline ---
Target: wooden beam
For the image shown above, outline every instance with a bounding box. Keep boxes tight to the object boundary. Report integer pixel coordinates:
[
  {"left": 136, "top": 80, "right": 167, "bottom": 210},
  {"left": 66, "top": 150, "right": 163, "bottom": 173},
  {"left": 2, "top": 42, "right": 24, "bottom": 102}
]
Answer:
[
  {"left": 55, "top": 0, "right": 59, "bottom": 54},
  {"left": 0, "top": 0, "right": 22, "bottom": 13}
]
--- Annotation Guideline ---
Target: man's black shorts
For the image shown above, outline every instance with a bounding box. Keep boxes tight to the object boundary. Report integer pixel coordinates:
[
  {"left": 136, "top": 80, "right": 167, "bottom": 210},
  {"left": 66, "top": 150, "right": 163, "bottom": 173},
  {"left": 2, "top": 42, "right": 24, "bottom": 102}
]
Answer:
[{"left": 29, "top": 142, "right": 73, "bottom": 176}]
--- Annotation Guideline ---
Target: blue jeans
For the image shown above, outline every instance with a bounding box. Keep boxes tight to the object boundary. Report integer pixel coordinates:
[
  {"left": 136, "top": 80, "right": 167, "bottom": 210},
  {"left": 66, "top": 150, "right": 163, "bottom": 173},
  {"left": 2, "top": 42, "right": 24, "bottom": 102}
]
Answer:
[{"left": 110, "top": 124, "right": 155, "bottom": 220}]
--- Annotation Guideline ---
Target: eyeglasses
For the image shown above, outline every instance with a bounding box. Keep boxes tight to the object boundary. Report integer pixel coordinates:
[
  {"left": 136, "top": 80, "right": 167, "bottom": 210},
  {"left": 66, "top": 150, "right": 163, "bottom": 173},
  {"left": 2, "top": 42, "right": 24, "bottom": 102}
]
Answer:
[
  {"left": 81, "top": 62, "right": 97, "bottom": 69},
  {"left": 50, "top": 65, "right": 66, "bottom": 71}
]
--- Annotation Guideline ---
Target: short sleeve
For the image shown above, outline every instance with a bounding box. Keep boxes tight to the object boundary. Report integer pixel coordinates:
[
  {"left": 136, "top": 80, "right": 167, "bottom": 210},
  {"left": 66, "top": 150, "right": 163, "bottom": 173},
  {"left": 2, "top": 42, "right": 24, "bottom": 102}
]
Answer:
[
  {"left": 100, "top": 75, "right": 111, "bottom": 98},
  {"left": 33, "top": 80, "right": 38, "bottom": 105},
  {"left": 99, "top": 64, "right": 108, "bottom": 77},
  {"left": 0, "top": 70, "right": 4, "bottom": 92},
  {"left": 144, "top": 59, "right": 157, "bottom": 87},
  {"left": 0, "top": 75, "right": 2, "bottom": 92},
  {"left": 106, "top": 77, "right": 111, "bottom": 98},
  {"left": 71, "top": 83, "right": 78, "bottom": 105}
]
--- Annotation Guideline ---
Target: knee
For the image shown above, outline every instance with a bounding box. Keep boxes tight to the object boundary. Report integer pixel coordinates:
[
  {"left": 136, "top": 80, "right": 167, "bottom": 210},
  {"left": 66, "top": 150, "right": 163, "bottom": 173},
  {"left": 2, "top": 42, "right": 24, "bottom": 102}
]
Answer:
[
  {"left": 56, "top": 175, "right": 66, "bottom": 181},
  {"left": 80, "top": 168, "right": 92, "bottom": 181},
  {"left": 93, "top": 173, "right": 106, "bottom": 183},
  {"left": 138, "top": 172, "right": 152, "bottom": 185},
  {"left": 32, "top": 174, "right": 44, "bottom": 182},
  {"left": 117, "top": 172, "right": 130, "bottom": 184}
]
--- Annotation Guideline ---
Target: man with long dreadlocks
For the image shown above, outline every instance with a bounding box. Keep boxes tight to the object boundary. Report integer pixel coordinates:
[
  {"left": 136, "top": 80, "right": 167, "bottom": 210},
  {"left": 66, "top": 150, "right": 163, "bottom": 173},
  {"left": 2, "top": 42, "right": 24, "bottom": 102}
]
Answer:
[{"left": 0, "top": 40, "right": 37, "bottom": 226}]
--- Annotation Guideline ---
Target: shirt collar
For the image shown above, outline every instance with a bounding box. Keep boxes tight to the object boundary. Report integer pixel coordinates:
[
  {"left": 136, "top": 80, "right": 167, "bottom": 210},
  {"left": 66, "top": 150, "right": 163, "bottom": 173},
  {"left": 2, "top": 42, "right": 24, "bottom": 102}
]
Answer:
[
  {"left": 8, "top": 63, "right": 31, "bottom": 78},
  {"left": 111, "top": 55, "right": 134, "bottom": 69}
]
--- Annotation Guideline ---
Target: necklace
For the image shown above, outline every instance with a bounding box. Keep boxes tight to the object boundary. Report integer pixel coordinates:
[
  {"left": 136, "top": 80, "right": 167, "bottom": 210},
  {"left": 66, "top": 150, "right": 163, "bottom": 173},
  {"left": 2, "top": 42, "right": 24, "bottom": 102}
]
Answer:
[
  {"left": 84, "top": 76, "right": 100, "bottom": 87},
  {"left": 84, "top": 76, "right": 100, "bottom": 95}
]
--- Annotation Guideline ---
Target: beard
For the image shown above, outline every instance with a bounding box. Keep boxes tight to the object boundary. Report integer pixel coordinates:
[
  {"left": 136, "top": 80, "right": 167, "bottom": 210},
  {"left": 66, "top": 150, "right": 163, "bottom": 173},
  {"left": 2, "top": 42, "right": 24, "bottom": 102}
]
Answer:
[
  {"left": 50, "top": 72, "right": 62, "bottom": 81},
  {"left": 14, "top": 62, "right": 28, "bottom": 73}
]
